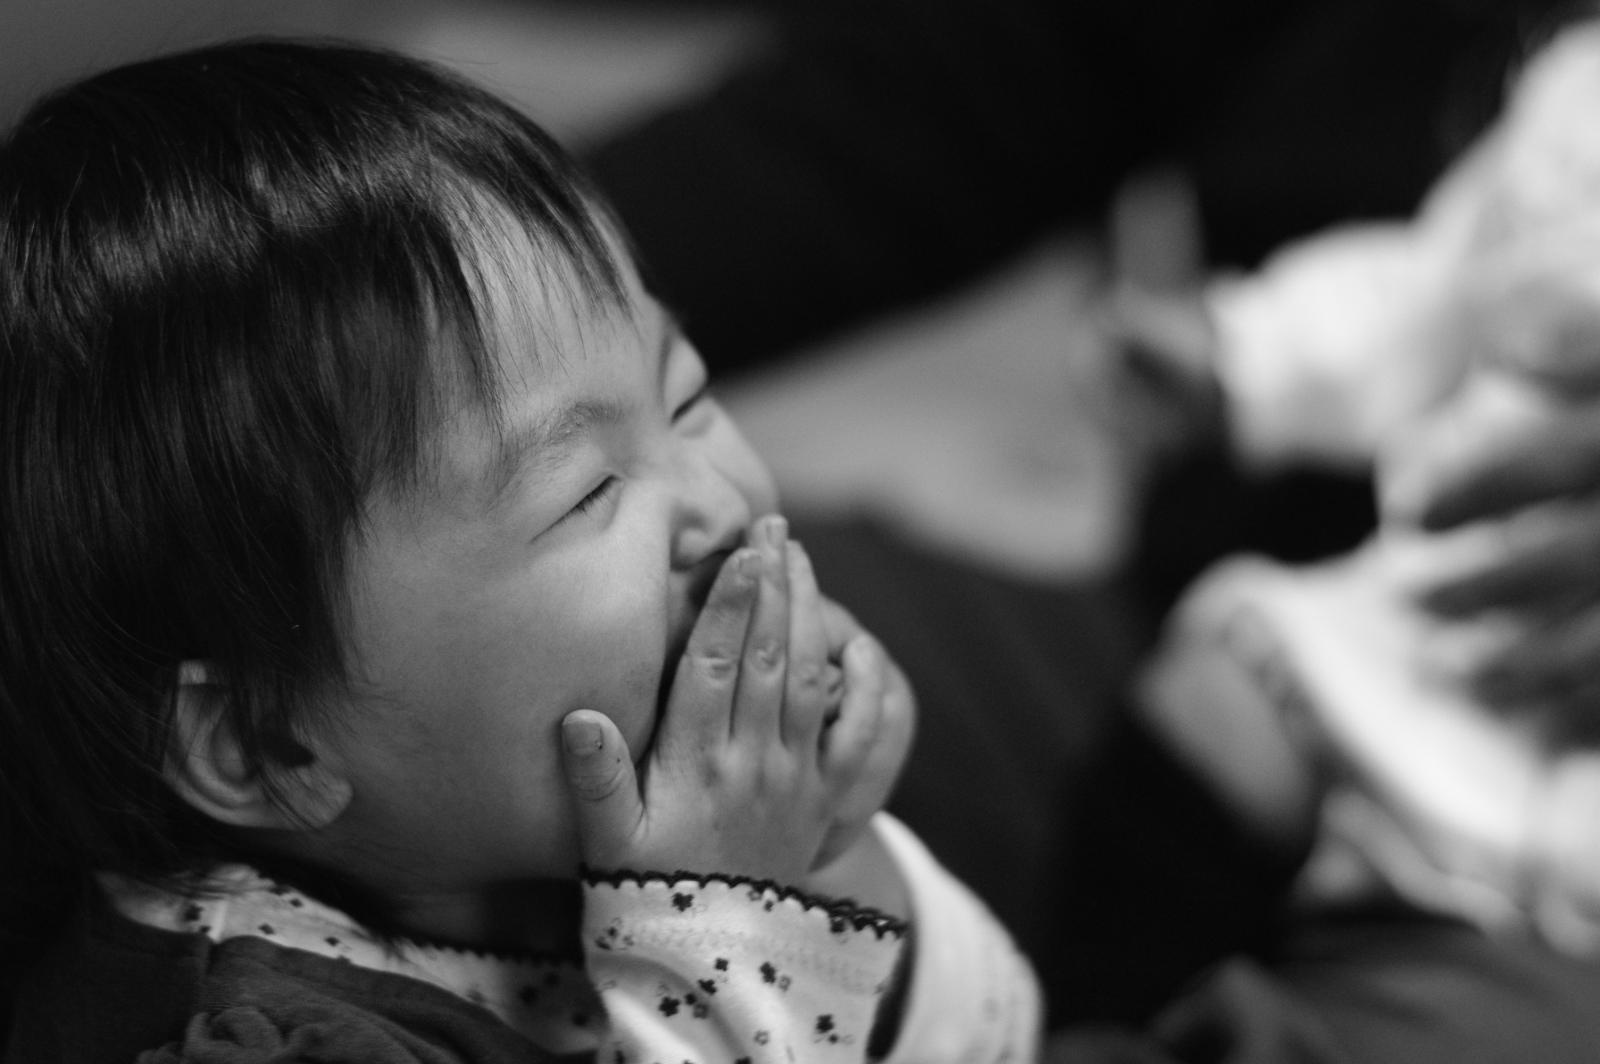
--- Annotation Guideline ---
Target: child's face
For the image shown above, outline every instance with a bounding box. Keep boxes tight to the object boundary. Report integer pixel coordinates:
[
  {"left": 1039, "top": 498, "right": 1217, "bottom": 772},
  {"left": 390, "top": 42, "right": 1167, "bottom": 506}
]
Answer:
[{"left": 313, "top": 232, "right": 778, "bottom": 905}]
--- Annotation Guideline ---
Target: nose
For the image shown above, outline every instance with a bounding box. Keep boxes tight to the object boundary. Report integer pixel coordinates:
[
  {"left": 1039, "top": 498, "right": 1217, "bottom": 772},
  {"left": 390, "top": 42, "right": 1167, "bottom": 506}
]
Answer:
[{"left": 668, "top": 435, "right": 774, "bottom": 571}]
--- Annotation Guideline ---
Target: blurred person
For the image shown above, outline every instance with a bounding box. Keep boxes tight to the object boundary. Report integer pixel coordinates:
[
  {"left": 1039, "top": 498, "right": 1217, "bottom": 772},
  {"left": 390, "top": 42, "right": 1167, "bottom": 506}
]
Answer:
[{"left": 1130, "top": 1, "right": 1600, "bottom": 1012}]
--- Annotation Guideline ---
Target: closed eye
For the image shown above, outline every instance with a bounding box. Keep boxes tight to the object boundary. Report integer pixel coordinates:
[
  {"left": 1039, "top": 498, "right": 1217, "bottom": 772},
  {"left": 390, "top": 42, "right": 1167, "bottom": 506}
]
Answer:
[
  {"left": 672, "top": 384, "right": 711, "bottom": 423},
  {"left": 570, "top": 476, "right": 619, "bottom": 518}
]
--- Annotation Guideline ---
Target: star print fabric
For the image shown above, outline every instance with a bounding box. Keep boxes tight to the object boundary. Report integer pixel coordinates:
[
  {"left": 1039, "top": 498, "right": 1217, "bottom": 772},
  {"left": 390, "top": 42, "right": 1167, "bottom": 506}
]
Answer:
[{"left": 581, "top": 871, "right": 905, "bottom": 1063}]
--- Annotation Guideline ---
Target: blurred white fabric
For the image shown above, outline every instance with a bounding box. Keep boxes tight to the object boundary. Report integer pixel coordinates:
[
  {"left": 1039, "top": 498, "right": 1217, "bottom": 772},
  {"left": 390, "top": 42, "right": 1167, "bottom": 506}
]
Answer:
[{"left": 1145, "top": 548, "right": 1600, "bottom": 955}]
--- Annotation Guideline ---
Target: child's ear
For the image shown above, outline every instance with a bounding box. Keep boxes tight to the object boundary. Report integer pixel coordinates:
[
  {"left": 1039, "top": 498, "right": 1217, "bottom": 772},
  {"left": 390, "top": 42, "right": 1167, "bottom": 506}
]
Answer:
[{"left": 165, "top": 660, "right": 352, "bottom": 831}]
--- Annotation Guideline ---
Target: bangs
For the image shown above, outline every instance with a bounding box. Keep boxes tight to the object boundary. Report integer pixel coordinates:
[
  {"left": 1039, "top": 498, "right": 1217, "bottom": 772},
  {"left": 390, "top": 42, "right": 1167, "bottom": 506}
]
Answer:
[{"left": 5, "top": 35, "right": 626, "bottom": 473}]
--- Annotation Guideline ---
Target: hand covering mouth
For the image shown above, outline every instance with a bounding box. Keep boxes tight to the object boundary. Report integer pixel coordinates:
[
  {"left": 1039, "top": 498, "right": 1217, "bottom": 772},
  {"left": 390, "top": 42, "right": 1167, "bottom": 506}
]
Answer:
[
  {"left": 653, "top": 548, "right": 732, "bottom": 724},
  {"left": 652, "top": 548, "right": 848, "bottom": 734}
]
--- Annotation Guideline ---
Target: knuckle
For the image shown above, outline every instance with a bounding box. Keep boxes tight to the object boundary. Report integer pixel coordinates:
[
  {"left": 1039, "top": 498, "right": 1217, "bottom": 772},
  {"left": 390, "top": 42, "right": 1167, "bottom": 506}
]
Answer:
[
  {"left": 570, "top": 763, "right": 627, "bottom": 803},
  {"left": 761, "top": 747, "right": 797, "bottom": 783},
  {"left": 788, "top": 658, "right": 828, "bottom": 694},
  {"left": 747, "top": 637, "right": 785, "bottom": 672},
  {"left": 696, "top": 755, "right": 732, "bottom": 789},
  {"left": 664, "top": 739, "right": 731, "bottom": 788},
  {"left": 686, "top": 647, "right": 739, "bottom": 683}
]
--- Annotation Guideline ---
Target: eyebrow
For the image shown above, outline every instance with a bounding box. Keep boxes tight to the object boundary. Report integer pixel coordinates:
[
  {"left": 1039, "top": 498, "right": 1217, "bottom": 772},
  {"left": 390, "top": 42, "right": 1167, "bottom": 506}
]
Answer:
[
  {"left": 479, "top": 312, "right": 682, "bottom": 509},
  {"left": 481, "top": 397, "right": 624, "bottom": 509}
]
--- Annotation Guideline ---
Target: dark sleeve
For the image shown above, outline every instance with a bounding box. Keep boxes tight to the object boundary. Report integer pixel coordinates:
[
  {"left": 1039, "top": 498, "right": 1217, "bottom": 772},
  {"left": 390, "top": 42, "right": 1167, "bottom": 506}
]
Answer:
[
  {"left": 586, "top": 0, "right": 1300, "bottom": 373},
  {"left": 133, "top": 940, "right": 558, "bottom": 1064},
  {"left": 136, "top": 1008, "right": 400, "bottom": 1064},
  {"left": 135, "top": 1005, "right": 463, "bottom": 1064}
]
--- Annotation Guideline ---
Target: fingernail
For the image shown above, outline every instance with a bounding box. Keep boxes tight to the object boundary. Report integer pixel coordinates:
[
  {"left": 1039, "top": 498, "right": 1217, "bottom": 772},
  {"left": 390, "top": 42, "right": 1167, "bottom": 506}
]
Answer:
[
  {"left": 734, "top": 547, "right": 763, "bottom": 581},
  {"left": 562, "top": 715, "right": 604, "bottom": 755},
  {"left": 762, "top": 514, "right": 788, "bottom": 550}
]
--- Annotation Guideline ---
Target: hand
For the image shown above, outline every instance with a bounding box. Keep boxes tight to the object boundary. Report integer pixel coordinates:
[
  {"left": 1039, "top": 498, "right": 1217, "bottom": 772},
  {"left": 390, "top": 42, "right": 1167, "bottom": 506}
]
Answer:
[
  {"left": 1384, "top": 498, "right": 1600, "bottom": 716},
  {"left": 558, "top": 515, "right": 913, "bottom": 885},
  {"left": 1381, "top": 371, "right": 1600, "bottom": 532},
  {"left": 1379, "top": 372, "right": 1600, "bottom": 718}
]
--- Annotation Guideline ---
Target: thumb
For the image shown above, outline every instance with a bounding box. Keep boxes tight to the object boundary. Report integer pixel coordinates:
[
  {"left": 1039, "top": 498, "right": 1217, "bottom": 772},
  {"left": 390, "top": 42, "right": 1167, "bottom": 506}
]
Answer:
[{"left": 560, "top": 710, "right": 643, "bottom": 866}]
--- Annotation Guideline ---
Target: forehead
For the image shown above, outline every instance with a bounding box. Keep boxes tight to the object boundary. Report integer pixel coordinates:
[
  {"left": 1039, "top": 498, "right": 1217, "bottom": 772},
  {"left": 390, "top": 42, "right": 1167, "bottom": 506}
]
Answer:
[{"left": 420, "top": 223, "right": 651, "bottom": 499}]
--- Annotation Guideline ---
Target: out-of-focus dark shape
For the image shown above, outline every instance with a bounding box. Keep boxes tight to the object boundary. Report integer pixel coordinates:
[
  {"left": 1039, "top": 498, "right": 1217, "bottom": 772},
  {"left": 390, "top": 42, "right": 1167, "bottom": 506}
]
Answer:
[{"left": 590, "top": 0, "right": 1568, "bottom": 373}]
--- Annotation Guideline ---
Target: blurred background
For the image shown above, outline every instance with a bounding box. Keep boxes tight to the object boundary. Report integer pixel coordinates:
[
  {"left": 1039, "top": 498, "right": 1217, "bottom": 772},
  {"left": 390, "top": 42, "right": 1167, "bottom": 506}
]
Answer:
[{"left": 0, "top": 1, "right": 767, "bottom": 143}]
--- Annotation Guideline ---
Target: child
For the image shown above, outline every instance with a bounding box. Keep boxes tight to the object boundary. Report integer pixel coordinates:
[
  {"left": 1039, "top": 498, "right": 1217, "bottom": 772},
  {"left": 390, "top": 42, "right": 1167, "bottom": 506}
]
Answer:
[
  {"left": 1128, "top": 16, "right": 1600, "bottom": 953},
  {"left": 0, "top": 40, "right": 1038, "bottom": 1063}
]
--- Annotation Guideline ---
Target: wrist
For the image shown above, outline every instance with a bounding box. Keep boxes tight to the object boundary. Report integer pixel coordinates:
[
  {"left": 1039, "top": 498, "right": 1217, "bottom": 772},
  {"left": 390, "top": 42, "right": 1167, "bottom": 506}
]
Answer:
[{"left": 803, "top": 819, "right": 911, "bottom": 921}]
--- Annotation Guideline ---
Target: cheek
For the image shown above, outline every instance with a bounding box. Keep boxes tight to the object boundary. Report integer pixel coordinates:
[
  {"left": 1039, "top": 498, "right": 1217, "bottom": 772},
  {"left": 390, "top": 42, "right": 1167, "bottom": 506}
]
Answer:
[
  {"left": 489, "top": 560, "right": 671, "bottom": 747},
  {"left": 343, "top": 569, "right": 670, "bottom": 849},
  {"left": 348, "top": 563, "right": 667, "bottom": 747}
]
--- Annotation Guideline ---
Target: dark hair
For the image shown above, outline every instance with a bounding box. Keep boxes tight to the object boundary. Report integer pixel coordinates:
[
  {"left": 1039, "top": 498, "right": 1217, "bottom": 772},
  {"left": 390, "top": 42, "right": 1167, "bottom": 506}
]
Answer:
[{"left": 0, "top": 39, "right": 624, "bottom": 978}]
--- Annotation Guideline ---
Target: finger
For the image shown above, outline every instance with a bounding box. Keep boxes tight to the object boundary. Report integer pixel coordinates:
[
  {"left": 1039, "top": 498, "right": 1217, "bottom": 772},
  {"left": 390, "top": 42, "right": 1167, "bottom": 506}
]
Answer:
[
  {"left": 1464, "top": 607, "right": 1600, "bottom": 708},
  {"left": 560, "top": 710, "right": 642, "bottom": 870},
  {"left": 664, "top": 547, "right": 760, "bottom": 748},
  {"left": 732, "top": 514, "right": 789, "bottom": 743},
  {"left": 810, "top": 654, "right": 915, "bottom": 872},
  {"left": 815, "top": 595, "right": 865, "bottom": 723},
  {"left": 821, "top": 635, "right": 887, "bottom": 780},
  {"left": 857, "top": 668, "right": 921, "bottom": 809},
  {"left": 1412, "top": 501, "right": 1600, "bottom": 616},
  {"left": 782, "top": 540, "right": 831, "bottom": 750},
  {"left": 822, "top": 663, "right": 845, "bottom": 725},
  {"left": 1386, "top": 396, "right": 1600, "bottom": 531},
  {"left": 829, "top": 645, "right": 916, "bottom": 833},
  {"left": 1421, "top": 603, "right": 1600, "bottom": 708},
  {"left": 863, "top": 660, "right": 917, "bottom": 794}
]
